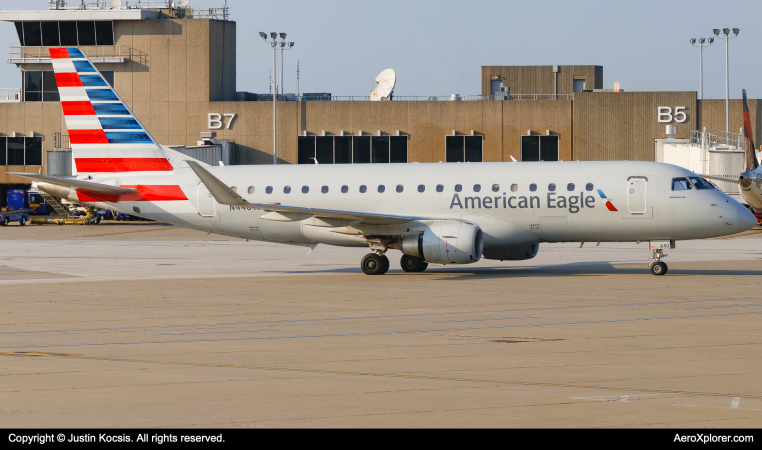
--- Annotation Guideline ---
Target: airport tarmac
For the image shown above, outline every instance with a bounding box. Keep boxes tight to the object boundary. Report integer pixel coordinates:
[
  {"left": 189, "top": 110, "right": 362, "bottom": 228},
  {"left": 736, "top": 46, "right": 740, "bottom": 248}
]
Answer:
[{"left": 1, "top": 222, "right": 762, "bottom": 427}]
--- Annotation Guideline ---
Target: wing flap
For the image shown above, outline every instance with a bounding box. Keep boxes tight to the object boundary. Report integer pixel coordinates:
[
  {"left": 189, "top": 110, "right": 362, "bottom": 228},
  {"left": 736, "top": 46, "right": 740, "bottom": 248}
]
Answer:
[
  {"left": 185, "top": 160, "right": 419, "bottom": 225},
  {"left": 9, "top": 173, "right": 137, "bottom": 194}
]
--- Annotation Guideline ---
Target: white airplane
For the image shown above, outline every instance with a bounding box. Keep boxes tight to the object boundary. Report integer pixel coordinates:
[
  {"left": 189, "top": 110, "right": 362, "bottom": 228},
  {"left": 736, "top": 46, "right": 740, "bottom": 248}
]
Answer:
[
  {"left": 700, "top": 89, "right": 762, "bottom": 218},
  {"left": 11, "top": 48, "right": 758, "bottom": 276}
]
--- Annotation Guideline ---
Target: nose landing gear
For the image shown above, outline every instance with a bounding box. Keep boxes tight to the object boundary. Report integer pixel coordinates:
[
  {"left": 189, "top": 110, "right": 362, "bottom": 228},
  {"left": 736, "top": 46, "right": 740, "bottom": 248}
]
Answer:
[{"left": 649, "top": 249, "right": 668, "bottom": 275}]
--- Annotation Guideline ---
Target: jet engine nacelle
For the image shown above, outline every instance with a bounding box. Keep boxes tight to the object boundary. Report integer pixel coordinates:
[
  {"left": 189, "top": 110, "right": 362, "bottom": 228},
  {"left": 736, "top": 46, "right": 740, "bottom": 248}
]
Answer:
[
  {"left": 399, "top": 223, "right": 483, "bottom": 264},
  {"left": 482, "top": 243, "right": 539, "bottom": 261}
]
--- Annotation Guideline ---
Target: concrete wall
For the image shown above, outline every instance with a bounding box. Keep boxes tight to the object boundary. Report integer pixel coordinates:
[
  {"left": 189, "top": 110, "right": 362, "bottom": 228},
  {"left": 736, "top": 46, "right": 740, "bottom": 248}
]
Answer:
[
  {"left": 697, "top": 99, "right": 762, "bottom": 147},
  {"left": 481, "top": 65, "right": 603, "bottom": 96},
  {"left": 207, "top": 100, "right": 573, "bottom": 165},
  {"left": 573, "top": 91, "right": 698, "bottom": 161}
]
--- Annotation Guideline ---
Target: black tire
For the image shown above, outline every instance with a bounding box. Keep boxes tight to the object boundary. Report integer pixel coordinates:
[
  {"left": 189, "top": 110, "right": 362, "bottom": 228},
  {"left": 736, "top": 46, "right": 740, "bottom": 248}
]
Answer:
[
  {"left": 95, "top": 215, "right": 102, "bottom": 224},
  {"left": 1, "top": 217, "right": 8, "bottom": 226},
  {"left": 400, "top": 254, "right": 419, "bottom": 272},
  {"left": 650, "top": 261, "right": 668, "bottom": 276},
  {"left": 361, "top": 253, "right": 385, "bottom": 275},
  {"left": 19, "top": 216, "right": 26, "bottom": 226},
  {"left": 378, "top": 255, "right": 390, "bottom": 275}
]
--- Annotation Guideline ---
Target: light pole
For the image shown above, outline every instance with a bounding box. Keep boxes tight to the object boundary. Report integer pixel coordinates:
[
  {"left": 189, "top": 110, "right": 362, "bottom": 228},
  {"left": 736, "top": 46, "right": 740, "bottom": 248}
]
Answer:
[
  {"left": 260, "top": 31, "right": 283, "bottom": 164},
  {"left": 277, "top": 33, "right": 294, "bottom": 97},
  {"left": 689, "top": 37, "right": 713, "bottom": 100},
  {"left": 713, "top": 28, "right": 739, "bottom": 136}
]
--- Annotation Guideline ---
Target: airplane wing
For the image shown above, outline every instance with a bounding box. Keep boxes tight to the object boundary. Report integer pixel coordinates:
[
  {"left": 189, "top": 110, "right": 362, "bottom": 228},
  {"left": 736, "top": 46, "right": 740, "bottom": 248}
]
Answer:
[
  {"left": 9, "top": 172, "right": 138, "bottom": 194},
  {"left": 185, "top": 161, "right": 422, "bottom": 225},
  {"left": 697, "top": 174, "right": 740, "bottom": 184}
]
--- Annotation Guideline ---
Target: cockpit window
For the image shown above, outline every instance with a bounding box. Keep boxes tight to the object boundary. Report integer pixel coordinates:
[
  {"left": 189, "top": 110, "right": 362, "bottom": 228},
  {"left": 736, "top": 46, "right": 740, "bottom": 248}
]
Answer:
[
  {"left": 672, "top": 178, "right": 692, "bottom": 191},
  {"left": 688, "top": 176, "right": 715, "bottom": 190}
]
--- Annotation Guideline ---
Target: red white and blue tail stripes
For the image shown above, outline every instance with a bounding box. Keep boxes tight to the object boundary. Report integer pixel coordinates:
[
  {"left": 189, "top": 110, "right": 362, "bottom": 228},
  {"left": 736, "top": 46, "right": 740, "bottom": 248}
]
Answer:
[{"left": 51, "top": 48, "right": 173, "bottom": 173}]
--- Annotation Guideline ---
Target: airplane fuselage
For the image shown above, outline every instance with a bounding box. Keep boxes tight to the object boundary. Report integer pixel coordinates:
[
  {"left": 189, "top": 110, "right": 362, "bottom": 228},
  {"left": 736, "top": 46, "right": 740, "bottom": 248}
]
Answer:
[{"left": 81, "top": 161, "right": 754, "bottom": 251}]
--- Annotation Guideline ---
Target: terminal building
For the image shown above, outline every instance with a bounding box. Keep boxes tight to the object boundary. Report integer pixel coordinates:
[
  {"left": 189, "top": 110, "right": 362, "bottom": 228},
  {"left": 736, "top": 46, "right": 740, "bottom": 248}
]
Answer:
[{"left": 0, "top": 2, "right": 760, "bottom": 206}]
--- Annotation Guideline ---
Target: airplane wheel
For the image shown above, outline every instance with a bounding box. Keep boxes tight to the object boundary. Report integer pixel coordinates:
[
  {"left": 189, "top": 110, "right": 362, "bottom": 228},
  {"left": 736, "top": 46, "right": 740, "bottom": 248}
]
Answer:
[
  {"left": 650, "top": 262, "right": 668, "bottom": 276},
  {"left": 361, "top": 253, "right": 385, "bottom": 275},
  {"left": 379, "top": 255, "right": 390, "bottom": 275},
  {"left": 401, "top": 255, "right": 428, "bottom": 272}
]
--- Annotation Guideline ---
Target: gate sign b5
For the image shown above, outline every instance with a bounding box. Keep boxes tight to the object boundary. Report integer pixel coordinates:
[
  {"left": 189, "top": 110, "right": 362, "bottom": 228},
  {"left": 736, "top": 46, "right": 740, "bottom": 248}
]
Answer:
[{"left": 657, "top": 107, "right": 687, "bottom": 123}]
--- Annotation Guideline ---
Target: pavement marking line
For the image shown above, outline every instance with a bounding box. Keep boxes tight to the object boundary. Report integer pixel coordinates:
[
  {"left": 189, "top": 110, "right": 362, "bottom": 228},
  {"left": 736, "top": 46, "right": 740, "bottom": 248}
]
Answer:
[
  {"left": 2, "top": 351, "right": 761, "bottom": 401},
  {"left": 731, "top": 397, "right": 740, "bottom": 408},
  {"left": 5, "top": 296, "right": 762, "bottom": 336},
  {"left": 6, "top": 310, "right": 762, "bottom": 349},
  {"left": 81, "top": 227, "right": 179, "bottom": 238}
]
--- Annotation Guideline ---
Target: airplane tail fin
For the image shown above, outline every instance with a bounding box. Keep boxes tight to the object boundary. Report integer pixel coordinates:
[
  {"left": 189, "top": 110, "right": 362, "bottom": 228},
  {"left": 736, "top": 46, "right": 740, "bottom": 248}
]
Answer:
[
  {"left": 742, "top": 89, "right": 759, "bottom": 171},
  {"left": 50, "top": 48, "right": 174, "bottom": 175}
]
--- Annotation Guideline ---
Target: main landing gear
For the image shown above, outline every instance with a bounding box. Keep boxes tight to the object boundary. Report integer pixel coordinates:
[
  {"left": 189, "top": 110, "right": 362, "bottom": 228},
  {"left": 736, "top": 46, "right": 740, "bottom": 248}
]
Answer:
[
  {"left": 361, "top": 252, "right": 390, "bottom": 275},
  {"left": 360, "top": 252, "right": 429, "bottom": 275},
  {"left": 649, "top": 249, "right": 668, "bottom": 276},
  {"left": 400, "top": 254, "right": 428, "bottom": 273}
]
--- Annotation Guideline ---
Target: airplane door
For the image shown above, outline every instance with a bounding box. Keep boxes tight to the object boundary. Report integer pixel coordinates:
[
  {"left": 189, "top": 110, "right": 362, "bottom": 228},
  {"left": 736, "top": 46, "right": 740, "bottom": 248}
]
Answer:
[
  {"left": 627, "top": 177, "right": 647, "bottom": 214},
  {"left": 196, "top": 182, "right": 219, "bottom": 219}
]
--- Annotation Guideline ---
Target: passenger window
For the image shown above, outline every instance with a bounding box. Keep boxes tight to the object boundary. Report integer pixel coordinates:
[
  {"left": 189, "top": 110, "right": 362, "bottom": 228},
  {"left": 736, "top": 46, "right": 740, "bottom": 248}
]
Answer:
[
  {"left": 455, "top": 184, "right": 462, "bottom": 192},
  {"left": 689, "top": 176, "right": 715, "bottom": 190},
  {"left": 247, "top": 186, "right": 255, "bottom": 194},
  {"left": 360, "top": 185, "right": 367, "bottom": 193},
  {"left": 511, "top": 184, "right": 518, "bottom": 192},
  {"left": 341, "top": 185, "right": 348, "bottom": 193},
  {"left": 418, "top": 185, "right": 425, "bottom": 193},
  {"left": 529, "top": 184, "right": 537, "bottom": 192},
  {"left": 378, "top": 185, "right": 385, "bottom": 193},
  {"left": 586, "top": 183, "right": 594, "bottom": 191},
  {"left": 492, "top": 184, "right": 499, "bottom": 192},
  {"left": 231, "top": 186, "right": 238, "bottom": 192},
  {"left": 266, "top": 186, "right": 273, "bottom": 194},
  {"left": 436, "top": 185, "right": 444, "bottom": 192},
  {"left": 321, "top": 186, "right": 328, "bottom": 193},
  {"left": 396, "top": 185, "right": 403, "bottom": 193},
  {"left": 284, "top": 186, "right": 291, "bottom": 193},
  {"left": 473, "top": 184, "right": 481, "bottom": 192},
  {"left": 302, "top": 186, "right": 309, "bottom": 194},
  {"left": 567, "top": 183, "right": 575, "bottom": 191},
  {"left": 672, "top": 178, "right": 692, "bottom": 190},
  {"left": 548, "top": 183, "right": 556, "bottom": 192}
]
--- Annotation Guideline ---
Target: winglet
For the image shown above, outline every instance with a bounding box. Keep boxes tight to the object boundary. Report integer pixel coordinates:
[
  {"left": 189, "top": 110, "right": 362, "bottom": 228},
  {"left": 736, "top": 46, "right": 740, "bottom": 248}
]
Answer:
[{"left": 185, "top": 160, "right": 248, "bottom": 206}]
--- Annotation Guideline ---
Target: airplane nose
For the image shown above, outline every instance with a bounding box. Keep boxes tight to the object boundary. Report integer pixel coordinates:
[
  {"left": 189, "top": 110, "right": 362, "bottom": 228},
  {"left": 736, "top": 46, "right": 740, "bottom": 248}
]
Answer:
[{"left": 737, "top": 207, "right": 758, "bottom": 231}]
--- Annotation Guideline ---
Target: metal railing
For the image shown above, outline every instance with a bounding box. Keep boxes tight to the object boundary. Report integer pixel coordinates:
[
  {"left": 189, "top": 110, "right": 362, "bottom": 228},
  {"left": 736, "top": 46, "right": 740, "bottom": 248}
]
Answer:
[
  {"left": 691, "top": 129, "right": 745, "bottom": 149},
  {"left": 54, "top": 133, "right": 71, "bottom": 150},
  {"left": 0, "top": 88, "right": 21, "bottom": 103},
  {"left": 293, "top": 93, "right": 574, "bottom": 102},
  {"left": 184, "top": 7, "right": 230, "bottom": 20},
  {"left": 7, "top": 46, "right": 129, "bottom": 63},
  {"left": 48, "top": 1, "right": 231, "bottom": 20}
]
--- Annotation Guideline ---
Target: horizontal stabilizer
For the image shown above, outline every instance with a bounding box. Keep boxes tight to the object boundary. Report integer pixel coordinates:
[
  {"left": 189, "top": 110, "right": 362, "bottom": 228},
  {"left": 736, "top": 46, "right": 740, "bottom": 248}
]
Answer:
[
  {"left": 698, "top": 174, "right": 740, "bottom": 184},
  {"left": 9, "top": 173, "right": 137, "bottom": 194},
  {"left": 185, "top": 161, "right": 419, "bottom": 224}
]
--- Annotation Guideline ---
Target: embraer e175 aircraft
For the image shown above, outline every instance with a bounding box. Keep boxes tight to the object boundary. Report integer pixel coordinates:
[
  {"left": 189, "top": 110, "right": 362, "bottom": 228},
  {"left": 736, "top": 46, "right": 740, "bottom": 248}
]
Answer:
[{"left": 12, "top": 49, "right": 758, "bottom": 276}]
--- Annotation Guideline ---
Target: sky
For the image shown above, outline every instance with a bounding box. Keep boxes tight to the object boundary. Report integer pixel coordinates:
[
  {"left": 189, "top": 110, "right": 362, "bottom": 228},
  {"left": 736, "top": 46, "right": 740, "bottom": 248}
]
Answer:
[{"left": 0, "top": 0, "right": 759, "bottom": 99}]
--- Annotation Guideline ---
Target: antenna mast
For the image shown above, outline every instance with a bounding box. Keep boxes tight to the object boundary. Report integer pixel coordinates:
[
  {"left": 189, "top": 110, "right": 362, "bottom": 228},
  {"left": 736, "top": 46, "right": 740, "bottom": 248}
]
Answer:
[{"left": 297, "top": 61, "right": 300, "bottom": 97}]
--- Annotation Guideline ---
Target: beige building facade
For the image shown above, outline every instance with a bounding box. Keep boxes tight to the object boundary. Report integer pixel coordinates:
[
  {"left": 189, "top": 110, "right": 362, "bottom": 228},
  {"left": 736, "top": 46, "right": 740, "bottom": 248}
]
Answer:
[{"left": 0, "top": 6, "right": 760, "bottom": 206}]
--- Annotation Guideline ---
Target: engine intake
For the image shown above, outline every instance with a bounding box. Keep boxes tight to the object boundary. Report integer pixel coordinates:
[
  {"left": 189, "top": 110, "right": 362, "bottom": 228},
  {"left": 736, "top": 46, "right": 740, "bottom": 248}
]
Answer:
[{"left": 399, "top": 223, "right": 483, "bottom": 265}]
